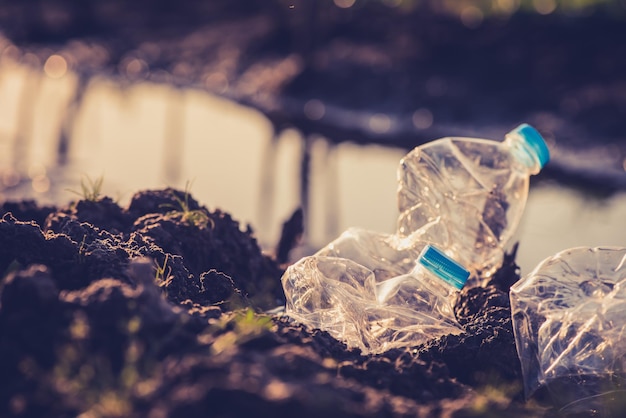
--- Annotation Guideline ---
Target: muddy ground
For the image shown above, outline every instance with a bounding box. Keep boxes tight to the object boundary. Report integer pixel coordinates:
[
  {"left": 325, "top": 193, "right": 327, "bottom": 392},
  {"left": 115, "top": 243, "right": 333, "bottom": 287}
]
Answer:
[
  {"left": 0, "top": 3, "right": 624, "bottom": 416},
  {"left": 0, "top": 188, "right": 568, "bottom": 418}
]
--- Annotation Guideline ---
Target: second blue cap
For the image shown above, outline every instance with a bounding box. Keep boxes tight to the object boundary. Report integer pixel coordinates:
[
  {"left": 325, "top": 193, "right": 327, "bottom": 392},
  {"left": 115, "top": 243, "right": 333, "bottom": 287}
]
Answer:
[{"left": 418, "top": 245, "right": 470, "bottom": 290}]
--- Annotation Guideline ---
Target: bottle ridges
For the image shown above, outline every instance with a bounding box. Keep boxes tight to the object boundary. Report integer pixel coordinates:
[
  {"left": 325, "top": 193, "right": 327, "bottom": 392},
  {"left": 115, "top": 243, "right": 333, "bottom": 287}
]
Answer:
[{"left": 418, "top": 245, "right": 469, "bottom": 290}]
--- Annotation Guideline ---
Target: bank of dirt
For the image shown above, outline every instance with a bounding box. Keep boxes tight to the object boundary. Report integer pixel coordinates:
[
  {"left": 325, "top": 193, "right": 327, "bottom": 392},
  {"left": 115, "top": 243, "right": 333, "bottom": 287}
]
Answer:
[{"left": 1, "top": 189, "right": 557, "bottom": 417}]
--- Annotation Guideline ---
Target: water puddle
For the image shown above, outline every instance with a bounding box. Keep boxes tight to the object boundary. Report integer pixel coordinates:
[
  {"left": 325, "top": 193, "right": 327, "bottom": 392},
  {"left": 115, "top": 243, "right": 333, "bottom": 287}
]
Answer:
[{"left": 1, "top": 60, "right": 624, "bottom": 276}]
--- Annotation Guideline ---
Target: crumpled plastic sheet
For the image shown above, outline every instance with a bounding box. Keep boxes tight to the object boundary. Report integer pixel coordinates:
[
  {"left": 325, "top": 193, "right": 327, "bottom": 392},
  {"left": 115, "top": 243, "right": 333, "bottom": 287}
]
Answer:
[
  {"left": 281, "top": 134, "right": 534, "bottom": 354},
  {"left": 510, "top": 246, "right": 626, "bottom": 412},
  {"left": 282, "top": 225, "right": 463, "bottom": 354}
]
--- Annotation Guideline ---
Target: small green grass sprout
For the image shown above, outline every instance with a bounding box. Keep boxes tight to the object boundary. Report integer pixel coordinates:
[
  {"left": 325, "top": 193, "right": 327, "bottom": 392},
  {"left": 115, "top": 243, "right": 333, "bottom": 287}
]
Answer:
[
  {"left": 161, "top": 180, "right": 213, "bottom": 229},
  {"left": 66, "top": 175, "right": 104, "bottom": 201},
  {"left": 209, "top": 308, "right": 274, "bottom": 354},
  {"left": 153, "top": 254, "right": 173, "bottom": 287}
]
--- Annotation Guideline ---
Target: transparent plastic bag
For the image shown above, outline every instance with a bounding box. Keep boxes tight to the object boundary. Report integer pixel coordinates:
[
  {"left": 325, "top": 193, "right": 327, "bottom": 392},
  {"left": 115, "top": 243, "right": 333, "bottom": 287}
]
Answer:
[{"left": 510, "top": 246, "right": 626, "bottom": 414}]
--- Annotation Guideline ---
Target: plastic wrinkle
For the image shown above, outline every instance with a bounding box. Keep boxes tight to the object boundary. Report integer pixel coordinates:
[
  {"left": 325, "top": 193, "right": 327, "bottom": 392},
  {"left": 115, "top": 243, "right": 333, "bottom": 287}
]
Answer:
[
  {"left": 510, "top": 246, "right": 626, "bottom": 413},
  {"left": 283, "top": 126, "right": 547, "bottom": 354}
]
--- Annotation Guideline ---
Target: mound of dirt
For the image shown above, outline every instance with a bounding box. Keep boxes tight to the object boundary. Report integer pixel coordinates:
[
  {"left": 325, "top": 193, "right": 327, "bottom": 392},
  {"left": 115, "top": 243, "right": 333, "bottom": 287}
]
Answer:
[{"left": 0, "top": 189, "right": 555, "bottom": 417}]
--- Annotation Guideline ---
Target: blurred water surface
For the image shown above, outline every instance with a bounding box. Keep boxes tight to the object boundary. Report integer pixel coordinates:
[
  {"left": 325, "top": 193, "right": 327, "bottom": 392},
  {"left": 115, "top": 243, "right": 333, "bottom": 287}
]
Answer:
[{"left": 1, "top": 61, "right": 624, "bottom": 276}]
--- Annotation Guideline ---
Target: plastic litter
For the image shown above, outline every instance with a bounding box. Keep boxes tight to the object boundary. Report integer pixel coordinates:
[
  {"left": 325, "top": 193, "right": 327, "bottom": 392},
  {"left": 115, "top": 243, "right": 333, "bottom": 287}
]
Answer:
[
  {"left": 397, "top": 123, "right": 549, "bottom": 275},
  {"left": 282, "top": 124, "right": 548, "bottom": 354},
  {"left": 282, "top": 244, "right": 469, "bottom": 354},
  {"left": 510, "top": 246, "right": 626, "bottom": 414}
]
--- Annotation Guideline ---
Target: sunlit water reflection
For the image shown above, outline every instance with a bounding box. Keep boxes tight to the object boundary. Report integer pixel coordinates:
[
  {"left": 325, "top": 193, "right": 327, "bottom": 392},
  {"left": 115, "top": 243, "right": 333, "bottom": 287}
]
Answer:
[{"left": 1, "top": 61, "right": 624, "bottom": 276}]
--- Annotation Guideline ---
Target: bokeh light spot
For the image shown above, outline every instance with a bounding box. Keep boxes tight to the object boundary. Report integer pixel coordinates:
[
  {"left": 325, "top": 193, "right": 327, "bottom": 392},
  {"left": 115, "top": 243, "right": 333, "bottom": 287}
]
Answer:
[
  {"left": 126, "top": 58, "right": 148, "bottom": 77},
  {"left": 44, "top": 55, "right": 67, "bottom": 79},
  {"left": 369, "top": 114, "right": 391, "bottom": 133},
  {"left": 32, "top": 175, "right": 50, "bottom": 194},
  {"left": 1, "top": 45, "right": 19, "bottom": 60},
  {"left": 461, "top": 6, "right": 484, "bottom": 29},
  {"left": 23, "top": 53, "right": 41, "bottom": 67},
  {"left": 494, "top": 0, "right": 519, "bottom": 14},
  {"left": 412, "top": 108, "right": 433, "bottom": 130},
  {"left": 304, "top": 99, "right": 326, "bottom": 120},
  {"left": 204, "top": 72, "right": 229, "bottom": 94},
  {"left": 2, "top": 170, "right": 20, "bottom": 188},
  {"left": 533, "top": 0, "right": 557, "bottom": 15},
  {"left": 334, "top": 0, "right": 356, "bottom": 9}
]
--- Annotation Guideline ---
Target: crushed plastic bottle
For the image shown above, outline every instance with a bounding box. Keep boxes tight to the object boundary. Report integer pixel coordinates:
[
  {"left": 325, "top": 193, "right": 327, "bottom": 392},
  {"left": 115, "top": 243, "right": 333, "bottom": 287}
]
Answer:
[
  {"left": 314, "top": 223, "right": 444, "bottom": 283},
  {"left": 397, "top": 123, "right": 550, "bottom": 276},
  {"left": 282, "top": 244, "right": 470, "bottom": 354},
  {"left": 282, "top": 123, "right": 547, "bottom": 354},
  {"left": 510, "top": 246, "right": 626, "bottom": 414}
]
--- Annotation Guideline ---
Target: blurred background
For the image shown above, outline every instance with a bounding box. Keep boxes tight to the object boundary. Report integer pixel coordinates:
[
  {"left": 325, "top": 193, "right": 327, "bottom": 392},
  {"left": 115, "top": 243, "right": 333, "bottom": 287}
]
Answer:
[{"left": 0, "top": 0, "right": 625, "bottom": 275}]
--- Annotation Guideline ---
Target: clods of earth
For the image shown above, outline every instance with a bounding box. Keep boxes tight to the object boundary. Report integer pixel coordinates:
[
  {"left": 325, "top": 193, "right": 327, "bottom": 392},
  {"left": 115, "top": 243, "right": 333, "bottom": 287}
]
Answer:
[{"left": 1, "top": 188, "right": 558, "bottom": 417}]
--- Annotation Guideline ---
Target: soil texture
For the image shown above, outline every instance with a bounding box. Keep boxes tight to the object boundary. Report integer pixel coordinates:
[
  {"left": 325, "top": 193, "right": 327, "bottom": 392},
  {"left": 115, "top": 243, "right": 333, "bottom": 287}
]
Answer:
[{"left": 0, "top": 188, "right": 564, "bottom": 417}]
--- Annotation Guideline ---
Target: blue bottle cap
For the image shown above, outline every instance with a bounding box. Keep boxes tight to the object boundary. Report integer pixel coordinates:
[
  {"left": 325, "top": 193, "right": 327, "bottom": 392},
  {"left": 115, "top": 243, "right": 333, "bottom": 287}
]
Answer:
[
  {"left": 511, "top": 123, "right": 550, "bottom": 169},
  {"left": 418, "top": 245, "right": 470, "bottom": 290}
]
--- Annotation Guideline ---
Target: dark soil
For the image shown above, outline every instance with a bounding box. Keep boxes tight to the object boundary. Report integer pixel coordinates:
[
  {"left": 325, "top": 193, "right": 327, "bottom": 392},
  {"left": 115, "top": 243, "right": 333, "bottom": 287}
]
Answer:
[
  {"left": 0, "top": 4, "right": 623, "bottom": 415},
  {"left": 0, "top": 188, "right": 561, "bottom": 417}
]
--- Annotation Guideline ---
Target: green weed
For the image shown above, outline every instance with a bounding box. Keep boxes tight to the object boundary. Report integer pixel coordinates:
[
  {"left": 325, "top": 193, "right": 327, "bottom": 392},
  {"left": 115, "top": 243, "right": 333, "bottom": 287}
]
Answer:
[
  {"left": 67, "top": 175, "right": 104, "bottom": 202},
  {"left": 153, "top": 254, "right": 173, "bottom": 288},
  {"left": 209, "top": 308, "right": 274, "bottom": 354},
  {"left": 161, "top": 181, "right": 213, "bottom": 229},
  {"left": 51, "top": 315, "right": 157, "bottom": 418}
]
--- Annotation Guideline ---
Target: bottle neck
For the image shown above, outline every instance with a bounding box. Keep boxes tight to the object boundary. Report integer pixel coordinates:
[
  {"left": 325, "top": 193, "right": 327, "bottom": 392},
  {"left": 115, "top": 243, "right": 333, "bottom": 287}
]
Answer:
[
  {"left": 505, "top": 133, "right": 542, "bottom": 174},
  {"left": 423, "top": 269, "right": 461, "bottom": 295}
]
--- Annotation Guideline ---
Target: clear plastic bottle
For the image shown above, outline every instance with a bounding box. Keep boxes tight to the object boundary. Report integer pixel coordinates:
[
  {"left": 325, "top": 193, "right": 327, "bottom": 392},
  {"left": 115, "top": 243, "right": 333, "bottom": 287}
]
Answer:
[
  {"left": 397, "top": 124, "right": 550, "bottom": 276},
  {"left": 510, "top": 246, "right": 626, "bottom": 415},
  {"left": 282, "top": 244, "right": 470, "bottom": 354},
  {"left": 314, "top": 221, "right": 444, "bottom": 283}
]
